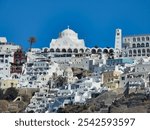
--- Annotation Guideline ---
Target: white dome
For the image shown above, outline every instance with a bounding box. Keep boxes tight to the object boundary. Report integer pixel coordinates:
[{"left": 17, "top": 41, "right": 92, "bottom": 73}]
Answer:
[
  {"left": 50, "top": 27, "right": 85, "bottom": 49},
  {"left": 65, "top": 67, "right": 73, "bottom": 73},
  {"left": 62, "top": 28, "right": 76, "bottom": 35},
  {"left": 60, "top": 27, "right": 78, "bottom": 39}
]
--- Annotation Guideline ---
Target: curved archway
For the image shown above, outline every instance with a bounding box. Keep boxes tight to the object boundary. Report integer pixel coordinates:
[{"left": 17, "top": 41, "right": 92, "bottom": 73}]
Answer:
[
  {"left": 85, "top": 48, "right": 90, "bottom": 53},
  {"left": 142, "top": 49, "right": 145, "bottom": 53},
  {"left": 141, "top": 43, "right": 145, "bottom": 47},
  {"left": 12, "top": 74, "right": 19, "bottom": 79},
  {"left": 103, "top": 49, "right": 109, "bottom": 54},
  {"left": 97, "top": 48, "right": 102, "bottom": 53},
  {"left": 138, "top": 49, "right": 141, "bottom": 54},
  {"left": 129, "top": 50, "right": 132, "bottom": 57},
  {"left": 137, "top": 43, "right": 140, "bottom": 48},
  {"left": 146, "top": 37, "right": 150, "bottom": 41},
  {"left": 73, "top": 48, "right": 78, "bottom": 53},
  {"left": 133, "top": 49, "right": 136, "bottom": 53},
  {"left": 133, "top": 49, "right": 137, "bottom": 56},
  {"left": 44, "top": 48, "right": 48, "bottom": 53},
  {"left": 50, "top": 48, "right": 54, "bottom": 52},
  {"left": 91, "top": 48, "right": 96, "bottom": 54},
  {"left": 79, "top": 48, "right": 84, "bottom": 53},
  {"left": 146, "top": 43, "right": 149, "bottom": 47},
  {"left": 62, "top": 48, "right": 66, "bottom": 52},
  {"left": 129, "top": 50, "right": 132, "bottom": 54},
  {"left": 147, "top": 49, "right": 150, "bottom": 56},
  {"left": 109, "top": 49, "right": 114, "bottom": 53},
  {"left": 142, "top": 49, "right": 146, "bottom": 56},
  {"left": 132, "top": 44, "right": 136, "bottom": 48},
  {"left": 142, "top": 37, "right": 145, "bottom": 41},
  {"left": 133, "top": 37, "right": 136, "bottom": 42},
  {"left": 68, "top": 48, "right": 72, "bottom": 53},
  {"left": 56, "top": 48, "right": 60, "bottom": 52},
  {"left": 138, "top": 49, "right": 141, "bottom": 56}
]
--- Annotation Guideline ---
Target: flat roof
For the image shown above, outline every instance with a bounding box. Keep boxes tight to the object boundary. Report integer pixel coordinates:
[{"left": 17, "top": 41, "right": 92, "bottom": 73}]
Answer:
[{"left": 123, "top": 34, "right": 150, "bottom": 38}]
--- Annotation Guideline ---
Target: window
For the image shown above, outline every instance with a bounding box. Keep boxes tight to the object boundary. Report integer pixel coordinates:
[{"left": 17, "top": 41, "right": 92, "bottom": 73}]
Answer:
[
  {"left": 146, "top": 37, "right": 150, "bottom": 41},
  {"left": 141, "top": 43, "right": 145, "bottom": 47},
  {"left": 129, "top": 50, "right": 132, "bottom": 54},
  {"left": 124, "top": 39, "right": 127, "bottom": 42},
  {"left": 142, "top": 37, "right": 145, "bottom": 41},
  {"left": 138, "top": 49, "right": 141, "bottom": 53},
  {"left": 137, "top": 43, "right": 140, "bottom": 47},
  {"left": 121, "top": 77, "right": 125, "bottom": 80},
  {"left": 146, "top": 43, "right": 149, "bottom": 47},
  {"left": 5, "top": 60, "right": 8, "bottom": 63},
  {"left": 133, "top": 50, "right": 136, "bottom": 53},
  {"left": 133, "top": 38, "right": 136, "bottom": 42},
  {"left": 132, "top": 44, "right": 136, "bottom": 48},
  {"left": 137, "top": 37, "right": 140, "bottom": 41}
]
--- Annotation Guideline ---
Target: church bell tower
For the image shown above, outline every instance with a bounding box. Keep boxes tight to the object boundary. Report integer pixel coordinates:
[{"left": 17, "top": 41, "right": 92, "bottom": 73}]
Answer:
[{"left": 115, "top": 29, "right": 122, "bottom": 50}]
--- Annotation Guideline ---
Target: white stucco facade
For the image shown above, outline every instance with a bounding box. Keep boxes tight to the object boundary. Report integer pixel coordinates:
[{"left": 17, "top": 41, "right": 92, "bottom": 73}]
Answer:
[{"left": 50, "top": 27, "right": 86, "bottom": 51}]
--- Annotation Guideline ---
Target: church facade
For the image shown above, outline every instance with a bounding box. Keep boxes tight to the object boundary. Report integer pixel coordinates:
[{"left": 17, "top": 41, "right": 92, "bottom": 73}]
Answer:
[{"left": 48, "top": 27, "right": 115, "bottom": 59}]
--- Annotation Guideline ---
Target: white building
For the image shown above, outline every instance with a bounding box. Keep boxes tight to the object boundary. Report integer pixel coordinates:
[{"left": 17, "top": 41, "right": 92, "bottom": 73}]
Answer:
[
  {"left": 0, "top": 37, "right": 7, "bottom": 43},
  {"left": 50, "top": 27, "right": 86, "bottom": 52},
  {"left": 122, "top": 34, "right": 150, "bottom": 58},
  {"left": 0, "top": 37, "right": 20, "bottom": 79},
  {"left": 115, "top": 29, "right": 122, "bottom": 50}
]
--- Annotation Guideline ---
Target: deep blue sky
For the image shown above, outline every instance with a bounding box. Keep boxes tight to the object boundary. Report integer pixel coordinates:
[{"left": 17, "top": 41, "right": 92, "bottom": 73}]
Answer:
[{"left": 0, "top": 0, "right": 150, "bottom": 50}]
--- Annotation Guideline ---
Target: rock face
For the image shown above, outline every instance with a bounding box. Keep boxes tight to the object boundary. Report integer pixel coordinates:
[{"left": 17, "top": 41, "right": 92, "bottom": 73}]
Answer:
[
  {"left": 57, "top": 91, "right": 118, "bottom": 113},
  {"left": 57, "top": 89, "right": 150, "bottom": 113},
  {"left": 110, "top": 92, "right": 150, "bottom": 113},
  {"left": 0, "top": 100, "right": 28, "bottom": 113},
  {"left": 0, "top": 100, "right": 9, "bottom": 112}
]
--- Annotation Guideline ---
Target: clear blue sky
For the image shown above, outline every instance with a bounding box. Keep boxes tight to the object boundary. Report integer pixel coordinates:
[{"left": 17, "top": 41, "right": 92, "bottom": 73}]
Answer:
[{"left": 0, "top": 0, "right": 150, "bottom": 50}]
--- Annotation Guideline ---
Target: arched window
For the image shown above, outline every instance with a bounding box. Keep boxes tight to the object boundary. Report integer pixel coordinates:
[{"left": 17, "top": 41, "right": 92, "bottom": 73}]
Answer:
[
  {"left": 137, "top": 37, "right": 140, "bottom": 41},
  {"left": 109, "top": 49, "right": 114, "bottom": 53},
  {"left": 91, "top": 49, "right": 96, "bottom": 54},
  {"left": 142, "top": 49, "right": 145, "bottom": 53},
  {"left": 73, "top": 48, "right": 78, "bottom": 53},
  {"left": 79, "top": 48, "right": 84, "bottom": 53},
  {"left": 62, "top": 48, "right": 66, "bottom": 52},
  {"left": 146, "top": 37, "right": 150, "bottom": 41},
  {"left": 85, "top": 49, "right": 90, "bottom": 53},
  {"left": 44, "top": 48, "right": 48, "bottom": 52},
  {"left": 133, "top": 50, "right": 136, "bottom": 56},
  {"left": 132, "top": 44, "right": 136, "bottom": 48},
  {"left": 137, "top": 43, "right": 141, "bottom": 48},
  {"left": 103, "top": 49, "right": 108, "bottom": 54},
  {"left": 129, "top": 50, "right": 132, "bottom": 54},
  {"left": 133, "top": 38, "right": 136, "bottom": 42},
  {"left": 146, "top": 43, "right": 149, "bottom": 47},
  {"left": 138, "top": 49, "right": 141, "bottom": 53},
  {"left": 50, "top": 48, "right": 54, "bottom": 52},
  {"left": 97, "top": 49, "right": 102, "bottom": 53},
  {"left": 138, "top": 49, "right": 141, "bottom": 56},
  {"left": 68, "top": 48, "right": 72, "bottom": 53},
  {"left": 147, "top": 49, "right": 150, "bottom": 57},
  {"left": 56, "top": 48, "right": 60, "bottom": 52},
  {"left": 142, "top": 49, "right": 146, "bottom": 56},
  {"left": 141, "top": 43, "right": 145, "bottom": 47},
  {"left": 142, "top": 37, "right": 145, "bottom": 41}
]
